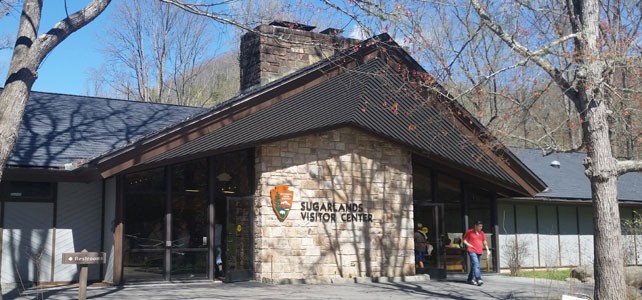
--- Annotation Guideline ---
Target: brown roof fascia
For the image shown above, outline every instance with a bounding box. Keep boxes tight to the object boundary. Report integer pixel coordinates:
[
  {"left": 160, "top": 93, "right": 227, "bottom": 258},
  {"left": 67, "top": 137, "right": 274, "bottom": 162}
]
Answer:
[
  {"left": 374, "top": 39, "right": 546, "bottom": 196},
  {"left": 3, "top": 166, "right": 100, "bottom": 183},
  {"left": 118, "top": 124, "right": 345, "bottom": 176},
  {"left": 94, "top": 52, "right": 361, "bottom": 179}
]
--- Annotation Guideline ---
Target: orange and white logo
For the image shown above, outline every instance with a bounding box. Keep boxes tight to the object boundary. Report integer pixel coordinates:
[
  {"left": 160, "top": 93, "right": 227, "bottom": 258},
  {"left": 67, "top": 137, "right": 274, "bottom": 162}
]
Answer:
[{"left": 270, "top": 185, "right": 294, "bottom": 222}]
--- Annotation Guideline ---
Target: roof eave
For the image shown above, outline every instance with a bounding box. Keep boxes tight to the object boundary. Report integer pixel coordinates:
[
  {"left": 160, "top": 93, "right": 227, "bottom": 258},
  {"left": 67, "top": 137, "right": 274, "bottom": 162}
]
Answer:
[
  {"left": 87, "top": 33, "right": 549, "bottom": 198},
  {"left": 91, "top": 34, "right": 406, "bottom": 178},
  {"left": 347, "top": 40, "right": 549, "bottom": 197},
  {"left": 3, "top": 165, "right": 100, "bottom": 183},
  {"left": 91, "top": 54, "right": 361, "bottom": 178}
]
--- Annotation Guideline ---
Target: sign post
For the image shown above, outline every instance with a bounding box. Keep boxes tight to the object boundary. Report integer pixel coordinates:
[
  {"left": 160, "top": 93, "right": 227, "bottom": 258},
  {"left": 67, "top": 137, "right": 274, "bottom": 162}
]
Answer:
[{"left": 62, "top": 249, "right": 106, "bottom": 300}]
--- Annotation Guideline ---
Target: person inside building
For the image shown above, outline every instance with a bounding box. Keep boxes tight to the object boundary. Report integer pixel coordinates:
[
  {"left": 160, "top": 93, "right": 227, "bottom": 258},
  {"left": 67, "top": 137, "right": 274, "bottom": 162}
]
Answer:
[
  {"left": 414, "top": 223, "right": 428, "bottom": 272},
  {"left": 175, "top": 220, "right": 191, "bottom": 248},
  {"left": 173, "top": 220, "right": 195, "bottom": 273},
  {"left": 147, "top": 222, "right": 163, "bottom": 248},
  {"left": 422, "top": 226, "right": 433, "bottom": 256},
  {"left": 214, "top": 214, "right": 224, "bottom": 279}
]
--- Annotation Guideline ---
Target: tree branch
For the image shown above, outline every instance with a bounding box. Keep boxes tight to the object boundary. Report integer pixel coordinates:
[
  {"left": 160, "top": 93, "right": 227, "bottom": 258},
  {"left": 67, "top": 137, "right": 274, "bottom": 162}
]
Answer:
[
  {"left": 159, "top": 0, "right": 257, "bottom": 33},
  {"left": 617, "top": 160, "right": 642, "bottom": 175},
  {"left": 470, "top": 0, "right": 579, "bottom": 102},
  {"left": 36, "top": 0, "right": 112, "bottom": 59}
]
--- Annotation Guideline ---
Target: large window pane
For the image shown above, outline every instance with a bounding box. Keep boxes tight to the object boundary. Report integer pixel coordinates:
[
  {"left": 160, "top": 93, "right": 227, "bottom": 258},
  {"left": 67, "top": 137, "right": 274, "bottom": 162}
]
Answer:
[
  {"left": 125, "top": 168, "right": 164, "bottom": 192},
  {"left": 172, "top": 159, "right": 208, "bottom": 194},
  {"left": 212, "top": 150, "right": 252, "bottom": 197},
  {"left": 413, "top": 164, "right": 432, "bottom": 201},
  {"left": 171, "top": 159, "right": 208, "bottom": 279},
  {"left": 124, "top": 168, "right": 165, "bottom": 281}
]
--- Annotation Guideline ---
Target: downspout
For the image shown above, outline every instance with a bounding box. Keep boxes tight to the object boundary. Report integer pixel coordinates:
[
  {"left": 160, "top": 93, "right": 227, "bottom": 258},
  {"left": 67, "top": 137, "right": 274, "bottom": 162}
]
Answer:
[{"left": 491, "top": 193, "right": 499, "bottom": 272}]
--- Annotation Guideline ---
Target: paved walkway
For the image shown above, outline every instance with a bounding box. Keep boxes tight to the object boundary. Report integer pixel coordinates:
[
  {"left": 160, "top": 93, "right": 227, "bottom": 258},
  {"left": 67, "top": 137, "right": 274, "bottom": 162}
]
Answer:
[{"left": 2, "top": 274, "right": 594, "bottom": 300}]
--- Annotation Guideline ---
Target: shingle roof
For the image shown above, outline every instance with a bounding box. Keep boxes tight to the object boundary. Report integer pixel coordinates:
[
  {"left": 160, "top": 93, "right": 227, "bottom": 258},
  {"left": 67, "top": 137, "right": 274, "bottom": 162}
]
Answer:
[
  {"left": 511, "top": 148, "right": 642, "bottom": 202},
  {"left": 7, "top": 90, "right": 206, "bottom": 169},
  {"left": 5, "top": 33, "right": 545, "bottom": 197},
  {"left": 148, "top": 58, "right": 519, "bottom": 187}
]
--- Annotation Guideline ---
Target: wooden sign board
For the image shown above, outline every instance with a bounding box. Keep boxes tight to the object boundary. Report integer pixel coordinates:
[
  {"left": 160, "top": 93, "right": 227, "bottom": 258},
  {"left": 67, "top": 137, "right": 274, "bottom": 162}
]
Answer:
[{"left": 62, "top": 252, "right": 106, "bottom": 264}]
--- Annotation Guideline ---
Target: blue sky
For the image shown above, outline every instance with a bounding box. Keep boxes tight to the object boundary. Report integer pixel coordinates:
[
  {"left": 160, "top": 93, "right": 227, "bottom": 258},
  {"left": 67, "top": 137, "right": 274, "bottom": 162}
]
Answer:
[
  {"left": 0, "top": 1, "right": 372, "bottom": 97},
  {"left": 0, "top": 1, "right": 117, "bottom": 96}
]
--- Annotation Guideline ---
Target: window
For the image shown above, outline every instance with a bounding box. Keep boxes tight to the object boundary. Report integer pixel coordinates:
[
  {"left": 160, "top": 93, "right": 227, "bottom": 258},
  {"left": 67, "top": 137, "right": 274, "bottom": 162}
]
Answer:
[
  {"left": 1, "top": 181, "right": 55, "bottom": 202},
  {"left": 413, "top": 163, "right": 432, "bottom": 201}
]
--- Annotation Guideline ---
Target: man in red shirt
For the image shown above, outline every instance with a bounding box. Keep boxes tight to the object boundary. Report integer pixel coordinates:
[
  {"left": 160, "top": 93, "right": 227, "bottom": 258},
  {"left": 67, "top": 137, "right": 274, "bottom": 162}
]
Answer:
[{"left": 463, "top": 220, "right": 490, "bottom": 286}]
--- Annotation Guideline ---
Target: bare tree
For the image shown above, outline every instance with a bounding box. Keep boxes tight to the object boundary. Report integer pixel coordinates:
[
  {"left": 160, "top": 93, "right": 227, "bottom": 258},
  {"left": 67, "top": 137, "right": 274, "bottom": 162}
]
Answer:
[
  {"left": 94, "top": 0, "right": 334, "bottom": 106},
  {"left": 105, "top": 0, "right": 338, "bottom": 106},
  {"left": 89, "top": 0, "right": 218, "bottom": 106},
  {"left": 468, "top": 1, "right": 635, "bottom": 298},
  {"left": 0, "top": 0, "right": 18, "bottom": 50},
  {"left": 190, "top": 52, "right": 240, "bottom": 106},
  {"left": 0, "top": 0, "right": 112, "bottom": 181},
  {"left": 231, "top": 0, "right": 342, "bottom": 36},
  {"left": 0, "top": 0, "right": 16, "bottom": 18}
]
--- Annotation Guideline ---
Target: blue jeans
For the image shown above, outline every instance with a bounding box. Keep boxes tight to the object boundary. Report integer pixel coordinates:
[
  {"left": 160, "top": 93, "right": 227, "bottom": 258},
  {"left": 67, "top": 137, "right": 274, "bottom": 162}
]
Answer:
[
  {"left": 467, "top": 252, "right": 482, "bottom": 281},
  {"left": 216, "top": 246, "right": 222, "bottom": 266},
  {"left": 415, "top": 251, "right": 425, "bottom": 265}
]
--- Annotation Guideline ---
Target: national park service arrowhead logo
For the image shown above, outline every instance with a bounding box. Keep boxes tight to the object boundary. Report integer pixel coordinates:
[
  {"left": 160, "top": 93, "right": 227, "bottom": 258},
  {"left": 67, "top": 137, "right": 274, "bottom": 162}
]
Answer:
[{"left": 270, "top": 185, "right": 293, "bottom": 222}]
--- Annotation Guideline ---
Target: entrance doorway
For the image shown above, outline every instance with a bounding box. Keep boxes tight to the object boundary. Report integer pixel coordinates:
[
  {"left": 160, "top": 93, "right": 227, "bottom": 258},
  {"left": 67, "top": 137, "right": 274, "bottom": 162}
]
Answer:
[
  {"left": 121, "top": 149, "right": 255, "bottom": 282},
  {"left": 224, "top": 196, "right": 254, "bottom": 282},
  {"left": 414, "top": 203, "right": 448, "bottom": 278},
  {"left": 170, "top": 190, "right": 208, "bottom": 279},
  {"left": 122, "top": 160, "right": 209, "bottom": 281}
]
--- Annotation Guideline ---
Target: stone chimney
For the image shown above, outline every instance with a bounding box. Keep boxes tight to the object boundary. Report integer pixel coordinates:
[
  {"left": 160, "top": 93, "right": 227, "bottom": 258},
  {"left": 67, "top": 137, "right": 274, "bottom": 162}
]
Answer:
[{"left": 239, "top": 21, "right": 360, "bottom": 92}]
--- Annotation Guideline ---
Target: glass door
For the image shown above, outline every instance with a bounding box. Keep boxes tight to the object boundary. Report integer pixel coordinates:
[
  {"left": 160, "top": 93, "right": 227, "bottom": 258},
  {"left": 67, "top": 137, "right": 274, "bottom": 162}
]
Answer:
[
  {"left": 124, "top": 168, "right": 166, "bottom": 281},
  {"left": 170, "top": 160, "right": 209, "bottom": 279},
  {"left": 123, "top": 160, "right": 210, "bottom": 281},
  {"left": 224, "top": 196, "right": 254, "bottom": 282},
  {"left": 414, "top": 203, "right": 447, "bottom": 278},
  {"left": 466, "top": 190, "right": 495, "bottom": 273},
  {"left": 123, "top": 150, "right": 254, "bottom": 282}
]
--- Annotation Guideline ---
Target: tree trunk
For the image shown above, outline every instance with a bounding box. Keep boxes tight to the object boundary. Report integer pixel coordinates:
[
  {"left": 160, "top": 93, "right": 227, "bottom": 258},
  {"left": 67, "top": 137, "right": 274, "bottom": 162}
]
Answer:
[
  {"left": 0, "top": 0, "right": 112, "bottom": 183},
  {"left": 578, "top": 1, "right": 626, "bottom": 298},
  {"left": 469, "top": 0, "right": 629, "bottom": 295},
  {"left": 0, "top": 0, "right": 42, "bottom": 181},
  {"left": 584, "top": 106, "right": 626, "bottom": 300},
  {"left": 0, "top": 83, "right": 34, "bottom": 181}
]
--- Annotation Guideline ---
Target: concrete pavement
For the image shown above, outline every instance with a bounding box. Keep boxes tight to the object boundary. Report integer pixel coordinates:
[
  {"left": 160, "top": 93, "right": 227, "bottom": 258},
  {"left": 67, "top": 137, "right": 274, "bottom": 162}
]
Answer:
[{"left": 2, "top": 273, "right": 594, "bottom": 300}]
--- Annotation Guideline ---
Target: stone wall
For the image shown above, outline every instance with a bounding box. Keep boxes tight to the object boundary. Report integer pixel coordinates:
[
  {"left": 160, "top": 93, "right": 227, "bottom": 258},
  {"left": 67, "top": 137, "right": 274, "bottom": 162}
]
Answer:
[
  {"left": 240, "top": 24, "right": 359, "bottom": 92},
  {"left": 254, "top": 127, "right": 414, "bottom": 283}
]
